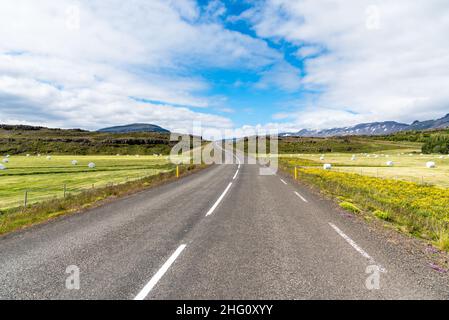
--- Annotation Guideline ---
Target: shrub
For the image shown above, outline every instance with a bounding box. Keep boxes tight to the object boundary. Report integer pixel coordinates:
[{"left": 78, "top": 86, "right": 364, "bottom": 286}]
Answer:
[
  {"left": 339, "top": 201, "right": 361, "bottom": 213},
  {"left": 373, "top": 210, "right": 391, "bottom": 221},
  {"left": 436, "top": 231, "right": 449, "bottom": 251}
]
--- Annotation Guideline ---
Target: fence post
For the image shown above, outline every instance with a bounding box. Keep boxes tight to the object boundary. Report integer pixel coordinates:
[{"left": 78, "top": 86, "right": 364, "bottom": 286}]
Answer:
[
  {"left": 63, "top": 184, "right": 67, "bottom": 198},
  {"left": 24, "top": 190, "right": 28, "bottom": 207},
  {"left": 176, "top": 165, "right": 179, "bottom": 178}
]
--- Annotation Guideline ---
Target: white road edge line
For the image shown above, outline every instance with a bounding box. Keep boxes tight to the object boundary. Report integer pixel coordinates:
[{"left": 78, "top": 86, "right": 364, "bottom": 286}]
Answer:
[
  {"left": 233, "top": 170, "right": 239, "bottom": 180},
  {"left": 206, "top": 182, "right": 233, "bottom": 216},
  {"left": 280, "top": 178, "right": 287, "bottom": 185},
  {"left": 134, "top": 244, "right": 187, "bottom": 300},
  {"left": 329, "top": 223, "right": 387, "bottom": 272},
  {"left": 294, "top": 191, "right": 308, "bottom": 203}
]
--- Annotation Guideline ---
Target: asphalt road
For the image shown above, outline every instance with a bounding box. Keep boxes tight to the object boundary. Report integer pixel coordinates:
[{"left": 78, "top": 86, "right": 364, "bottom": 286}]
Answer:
[{"left": 0, "top": 146, "right": 448, "bottom": 299}]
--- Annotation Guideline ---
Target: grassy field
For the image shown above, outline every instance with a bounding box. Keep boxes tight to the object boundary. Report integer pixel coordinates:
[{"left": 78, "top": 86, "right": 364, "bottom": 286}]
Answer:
[
  {"left": 0, "top": 155, "right": 180, "bottom": 210},
  {"left": 281, "top": 149, "right": 449, "bottom": 188}
]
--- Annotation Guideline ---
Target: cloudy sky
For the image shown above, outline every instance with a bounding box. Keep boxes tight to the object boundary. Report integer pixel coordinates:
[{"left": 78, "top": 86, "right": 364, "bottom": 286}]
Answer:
[{"left": 1, "top": 0, "right": 449, "bottom": 135}]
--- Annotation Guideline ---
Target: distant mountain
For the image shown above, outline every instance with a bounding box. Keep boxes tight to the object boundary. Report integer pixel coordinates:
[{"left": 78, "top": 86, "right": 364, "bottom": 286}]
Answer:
[
  {"left": 281, "top": 113, "right": 449, "bottom": 137},
  {"left": 97, "top": 123, "right": 170, "bottom": 134},
  {"left": 408, "top": 113, "right": 449, "bottom": 131}
]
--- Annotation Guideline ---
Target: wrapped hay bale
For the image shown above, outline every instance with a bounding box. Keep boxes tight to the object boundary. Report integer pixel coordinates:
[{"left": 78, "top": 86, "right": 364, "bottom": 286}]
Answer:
[
  {"left": 2, "top": 158, "right": 9, "bottom": 163},
  {"left": 386, "top": 161, "right": 394, "bottom": 166},
  {"left": 426, "top": 161, "right": 436, "bottom": 168},
  {"left": 88, "top": 162, "right": 96, "bottom": 169},
  {"left": 71, "top": 160, "right": 78, "bottom": 165},
  {"left": 323, "top": 163, "right": 332, "bottom": 170},
  {"left": 0, "top": 164, "right": 6, "bottom": 170}
]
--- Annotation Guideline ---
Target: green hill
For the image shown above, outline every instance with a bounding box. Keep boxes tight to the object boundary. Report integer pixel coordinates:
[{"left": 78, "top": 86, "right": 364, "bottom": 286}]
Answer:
[
  {"left": 276, "top": 136, "right": 421, "bottom": 154},
  {"left": 0, "top": 125, "right": 198, "bottom": 155}
]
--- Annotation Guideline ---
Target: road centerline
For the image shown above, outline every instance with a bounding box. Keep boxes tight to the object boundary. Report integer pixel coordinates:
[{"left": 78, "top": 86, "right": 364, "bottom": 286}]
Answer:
[
  {"left": 280, "top": 178, "right": 287, "bottom": 185},
  {"left": 134, "top": 244, "right": 187, "bottom": 300},
  {"left": 233, "top": 170, "right": 239, "bottom": 180},
  {"left": 205, "top": 182, "right": 233, "bottom": 216}
]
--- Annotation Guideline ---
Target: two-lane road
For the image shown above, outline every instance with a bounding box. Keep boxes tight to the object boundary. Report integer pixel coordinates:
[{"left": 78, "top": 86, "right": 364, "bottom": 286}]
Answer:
[{"left": 0, "top": 146, "right": 448, "bottom": 299}]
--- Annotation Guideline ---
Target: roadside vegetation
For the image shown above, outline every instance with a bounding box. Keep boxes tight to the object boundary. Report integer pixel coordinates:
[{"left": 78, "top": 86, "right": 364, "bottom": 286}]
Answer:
[{"left": 279, "top": 157, "right": 449, "bottom": 251}]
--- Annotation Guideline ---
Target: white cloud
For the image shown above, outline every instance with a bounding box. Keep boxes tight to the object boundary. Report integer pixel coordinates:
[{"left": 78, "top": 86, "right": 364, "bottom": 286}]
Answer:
[
  {"left": 245, "top": 0, "right": 449, "bottom": 129},
  {"left": 255, "top": 62, "right": 302, "bottom": 92},
  {"left": 296, "top": 46, "right": 322, "bottom": 59},
  {"left": 0, "top": 0, "right": 281, "bottom": 132}
]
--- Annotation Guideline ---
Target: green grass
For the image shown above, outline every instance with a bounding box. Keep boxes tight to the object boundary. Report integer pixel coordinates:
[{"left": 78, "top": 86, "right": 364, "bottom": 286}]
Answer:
[
  {"left": 373, "top": 210, "right": 391, "bottom": 221},
  {"left": 0, "top": 155, "right": 182, "bottom": 210},
  {"left": 339, "top": 201, "right": 361, "bottom": 213}
]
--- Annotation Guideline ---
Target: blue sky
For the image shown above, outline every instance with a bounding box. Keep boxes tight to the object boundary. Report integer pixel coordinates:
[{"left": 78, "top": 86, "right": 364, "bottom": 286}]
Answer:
[{"left": 1, "top": 0, "right": 449, "bottom": 136}]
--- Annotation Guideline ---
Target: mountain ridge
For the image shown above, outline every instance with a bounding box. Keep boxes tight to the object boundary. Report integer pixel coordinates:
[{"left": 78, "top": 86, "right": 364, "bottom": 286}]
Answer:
[
  {"left": 281, "top": 113, "right": 449, "bottom": 137},
  {"left": 97, "top": 123, "right": 170, "bottom": 134}
]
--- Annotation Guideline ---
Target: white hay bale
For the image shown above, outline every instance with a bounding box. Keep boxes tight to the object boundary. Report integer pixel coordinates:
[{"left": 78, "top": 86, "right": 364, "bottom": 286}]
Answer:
[
  {"left": 323, "top": 163, "right": 332, "bottom": 170},
  {"left": 116, "top": 154, "right": 120, "bottom": 156},
  {"left": 426, "top": 161, "right": 436, "bottom": 168},
  {"left": 71, "top": 160, "right": 78, "bottom": 165},
  {"left": 351, "top": 155, "right": 356, "bottom": 161},
  {"left": 5, "top": 154, "right": 10, "bottom": 158},
  {"left": 386, "top": 161, "right": 394, "bottom": 166},
  {"left": 0, "top": 164, "right": 6, "bottom": 170},
  {"left": 439, "top": 155, "right": 444, "bottom": 159},
  {"left": 37, "top": 154, "right": 41, "bottom": 157},
  {"left": 2, "top": 158, "right": 9, "bottom": 163},
  {"left": 26, "top": 154, "right": 30, "bottom": 157},
  {"left": 320, "top": 156, "right": 325, "bottom": 161},
  {"left": 46, "top": 155, "right": 52, "bottom": 160},
  {"left": 88, "top": 162, "right": 96, "bottom": 169}
]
